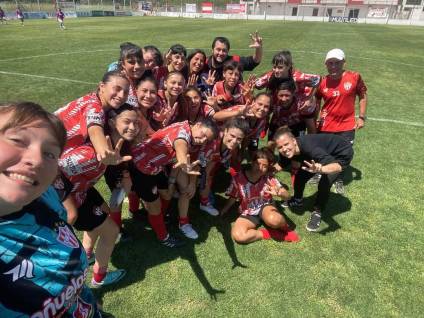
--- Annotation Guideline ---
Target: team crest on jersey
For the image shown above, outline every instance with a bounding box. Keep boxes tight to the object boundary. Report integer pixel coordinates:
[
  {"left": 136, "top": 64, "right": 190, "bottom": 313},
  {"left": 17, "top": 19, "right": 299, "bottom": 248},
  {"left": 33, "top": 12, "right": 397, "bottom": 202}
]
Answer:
[
  {"left": 344, "top": 82, "right": 352, "bottom": 91},
  {"left": 73, "top": 297, "right": 92, "bottom": 318},
  {"left": 93, "top": 206, "right": 103, "bottom": 216},
  {"left": 57, "top": 225, "right": 80, "bottom": 249}
]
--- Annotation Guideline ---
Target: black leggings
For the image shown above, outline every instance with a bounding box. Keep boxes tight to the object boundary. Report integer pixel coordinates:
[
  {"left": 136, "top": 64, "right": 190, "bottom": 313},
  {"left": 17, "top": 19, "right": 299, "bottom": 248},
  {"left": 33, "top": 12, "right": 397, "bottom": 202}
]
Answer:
[{"left": 293, "top": 169, "right": 341, "bottom": 212}]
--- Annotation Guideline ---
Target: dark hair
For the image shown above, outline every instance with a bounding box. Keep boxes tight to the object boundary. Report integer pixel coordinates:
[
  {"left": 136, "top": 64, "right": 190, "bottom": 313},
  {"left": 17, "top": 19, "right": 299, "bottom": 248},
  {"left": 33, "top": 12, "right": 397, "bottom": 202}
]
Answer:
[
  {"left": 143, "top": 45, "right": 163, "bottom": 67},
  {"left": 223, "top": 117, "right": 249, "bottom": 136},
  {"left": 136, "top": 76, "right": 158, "bottom": 89},
  {"left": 254, "top": 92, "right": 272, "bottom": 102},
  {"left": 273, "top": 127, "right": 294, "bottom": 141},
  {"left": 223, "top": 60, "right": 243, "bottom": 73},
  {"left": 0, "top": 102, "right": 67, "bottom": 153},
  {"left": 168, "top": 44, "right": 187, "bottom": 58},
  {"left": 276, "top": 79, "right": 297, "bottom": 93},
  {"left": 107, "top": 103, "right": 138, "bottom": 120},
  {"left": 101, "top": 70, "right": 129, "bottom": 84},
  {"left": 252, "top": 147, "right": 276, "bottom": 166},
  {"left": 187, "top": 49, "right": 207, "bottom": 73},
  {"left": 266, "top": 50, "right": 294, "bottom": 92},
  {"left": 118, "top": 42, "right": 143, "bottom": 66},
  {"left": 198, "top": 118, "right": 219, "bottom": 139},
  {"left": 212, "top": 37, "right": 230, "bottom": 51},
  {"left": 272, "top": 50, "right": 293, "bottom": 67}
]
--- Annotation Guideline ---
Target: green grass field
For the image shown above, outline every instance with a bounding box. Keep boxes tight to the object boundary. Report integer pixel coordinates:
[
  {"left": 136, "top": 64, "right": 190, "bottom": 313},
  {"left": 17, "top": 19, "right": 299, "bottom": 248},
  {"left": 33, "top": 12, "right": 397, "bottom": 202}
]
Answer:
[{"left": 1, "top": 17, "right": 423, "bottom": 317}]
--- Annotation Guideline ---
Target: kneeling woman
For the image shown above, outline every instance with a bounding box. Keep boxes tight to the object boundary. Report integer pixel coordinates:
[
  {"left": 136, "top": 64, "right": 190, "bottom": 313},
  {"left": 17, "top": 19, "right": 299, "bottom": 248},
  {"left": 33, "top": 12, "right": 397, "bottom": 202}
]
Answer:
[
  {"left": 222, "top": 148, "right": 300, "bottom": 244},
  {"left": 0, "top": 102, "right": 100, "bottom": 317}
]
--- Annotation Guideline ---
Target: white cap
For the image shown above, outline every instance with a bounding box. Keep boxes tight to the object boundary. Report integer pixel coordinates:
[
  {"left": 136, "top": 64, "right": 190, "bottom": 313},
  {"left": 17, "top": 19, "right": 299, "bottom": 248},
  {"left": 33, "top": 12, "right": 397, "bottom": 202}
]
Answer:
[{"left": 325, "top": 49, "right": 345, "bottom": 62}]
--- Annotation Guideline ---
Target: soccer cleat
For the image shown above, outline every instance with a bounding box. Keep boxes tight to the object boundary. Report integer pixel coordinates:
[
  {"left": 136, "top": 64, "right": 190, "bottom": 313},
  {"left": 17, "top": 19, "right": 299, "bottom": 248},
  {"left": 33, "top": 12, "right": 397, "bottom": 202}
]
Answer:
[
  {"left": 308, "top": 173, "right": 322, "bottom": 185},
  {"left": 281, "top": 198, "right": 303, "bottom": 208},
  {"left": 200, "top": 203, "right": 219, "bottom": 216},
  {"left": 333, "top": 180, "right": 345, "bottom": 195},
  {"left": 179, "top": 223, "right": 199, "bottom": 240},
  {"left": 91, "top": 269, "right": 126, "bottom": 288},
  {"left": 306, "top": 211, "right": 322, "bottom": 232},
  {"left": 160, "top": 234, "right": 186, "bottom": 248}
]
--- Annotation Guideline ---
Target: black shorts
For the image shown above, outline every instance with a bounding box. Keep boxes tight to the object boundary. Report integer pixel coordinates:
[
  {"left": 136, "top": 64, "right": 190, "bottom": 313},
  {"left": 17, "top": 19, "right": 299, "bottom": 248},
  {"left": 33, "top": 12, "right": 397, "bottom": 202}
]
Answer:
[
  {"left": 239, "top": 204, "right": 274, "bottom": 226},
  {"left": 322, "top": 130, "right": 355, "bottom": 145},
  {"left": 74, "top": 187, "right": 108, "bottom": 231},
  {"left": 129, "top": 167, "right": 168, "bottom": 202}
]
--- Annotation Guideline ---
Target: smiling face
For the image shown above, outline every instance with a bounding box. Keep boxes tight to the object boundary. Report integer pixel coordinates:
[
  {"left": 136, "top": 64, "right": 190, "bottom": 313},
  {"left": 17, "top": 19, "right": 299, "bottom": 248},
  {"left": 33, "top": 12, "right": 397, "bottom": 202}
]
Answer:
[
  {"left": 165, "top": 73, "right": 185, "bottom": 97},
  {"left": 137, "top": 80, "right": 158, "bottom": 109},
  {"left": 272, "top": 63, "right": 290, "bottom": 79},
  {"left": 169, "top": 53, "right": 186, "bottom": 72},
  {"left": 0, "top": 113, "right": 61, "bottom": 214},
  {"left": 191, "top": 123, "right": 214, "bottom": 146},
  {"left": 111, "top": 110, "right": 141, "bottom": 141},
  {"left": 143, "top": 50, "right": 156, "bottom": 71},
  {"left": 325, "top": 58, "right": 345, "bottom": 78},
  {"left": 184, "top": 89, "right": 202, "bottom": 113},
  {"left": 275, "top": 134, "right": 298, "bottom": 159},
  {"left": 189, "top": 53, "right": 205, "bottom": 74},
  {"left": 252, "top": 158, "right": 270, "bottom": 176},
  {"left": 99, "top": 76, "right": 130, "bottom": 110},
  {"left": 223, "top": 69, "right": 240, "bottom": 88},
  {"left": 251, "top": 95, "right": 271, "bottom": 119},
  {"left": 122, "top": 56, "right": 145, "bottom": 80},
  {"left": 223, "top": 127, "right": 244, "bottom": 151},
  {"left": 213, "top": 41, "right": 229, "bottom": 63}
]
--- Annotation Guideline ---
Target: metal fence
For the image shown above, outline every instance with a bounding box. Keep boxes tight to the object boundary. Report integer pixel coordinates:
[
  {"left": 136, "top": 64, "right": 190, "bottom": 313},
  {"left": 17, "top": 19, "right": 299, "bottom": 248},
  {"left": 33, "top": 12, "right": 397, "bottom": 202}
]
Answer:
[{"left": 1, "top": 0, "right": 423, "bottom": 22}]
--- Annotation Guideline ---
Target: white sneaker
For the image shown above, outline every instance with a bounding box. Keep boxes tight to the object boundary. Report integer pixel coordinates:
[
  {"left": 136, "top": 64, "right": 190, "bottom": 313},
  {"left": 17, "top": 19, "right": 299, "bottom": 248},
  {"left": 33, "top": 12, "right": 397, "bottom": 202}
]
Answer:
[
  {"left": 179, "top": 223, "right": 199, "bottom": 239},
  {"left": 200, "top": 203, "right": 219, "bottom": 216}
]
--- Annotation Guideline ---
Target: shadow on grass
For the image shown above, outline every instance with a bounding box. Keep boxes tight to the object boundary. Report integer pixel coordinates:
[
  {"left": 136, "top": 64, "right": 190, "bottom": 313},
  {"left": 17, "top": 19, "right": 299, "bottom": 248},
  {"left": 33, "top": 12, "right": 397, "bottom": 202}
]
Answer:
[
  {"left": 287, "top": 192, "right": 352, "bottom": 235},
  {"left": 342, "top": 165, "right": 362, "bottom": 186}
]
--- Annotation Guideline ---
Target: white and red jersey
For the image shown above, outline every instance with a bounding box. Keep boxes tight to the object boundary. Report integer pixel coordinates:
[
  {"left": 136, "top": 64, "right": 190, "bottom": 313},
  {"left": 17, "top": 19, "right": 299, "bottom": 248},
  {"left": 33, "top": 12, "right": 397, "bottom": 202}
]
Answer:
[
  {"left": 126, "top": 82, "right": 138, "bottom": 107},
  {"left": 226, "top": 171, "right": 281, "bottom": 216},
  {"left": 316, "top": 71, "right": 367, "bottom": 132},
  {"left": 58, "top": 143, "right": 106, "bottom": 207},
  {"left": 131, "top": 121, "right": 193, "bottom": 175},
  {"left": 197, "top": 132, "right": 234, "bottom": 168},
  {"left": 270, "top": 95, "right": 316, "bottom": 129},
  {"left": 55, "top": 92, "right": 105, "bottom": 152},
  {"left": 255, "top": 69, "right": 320, "bottom": 99},
  {"left": 154, "top": 66, "right": 169, "bottom": 90},
  {"left": 212, "top": 80, "right": 245, "bottom": 108}
]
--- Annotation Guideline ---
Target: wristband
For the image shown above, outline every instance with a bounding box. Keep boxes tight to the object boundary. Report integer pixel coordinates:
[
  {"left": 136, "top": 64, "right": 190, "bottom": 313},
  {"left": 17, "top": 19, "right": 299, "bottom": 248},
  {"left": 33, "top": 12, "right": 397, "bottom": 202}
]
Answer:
[{"left": 359, "top": 115, "right": 367, "bottom": 121}]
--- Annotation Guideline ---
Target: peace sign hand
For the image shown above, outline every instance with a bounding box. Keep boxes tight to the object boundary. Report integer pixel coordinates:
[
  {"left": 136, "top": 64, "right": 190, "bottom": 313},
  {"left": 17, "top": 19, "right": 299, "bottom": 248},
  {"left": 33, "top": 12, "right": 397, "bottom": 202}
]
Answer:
[
  {"left": 249, "top": 31, "right": 263, "bottom": 49},
  {"left": 302, "top": 160, "right": 323, "bottom": 174},
  {"left": 173, "top": 154, "right": 201, "bottom": 175},
  {"left": 97, "top": 136, "right": 132, "bottom": 166},
  {"left": 188, "top": 74, "right": 198, "bottom": 86}
]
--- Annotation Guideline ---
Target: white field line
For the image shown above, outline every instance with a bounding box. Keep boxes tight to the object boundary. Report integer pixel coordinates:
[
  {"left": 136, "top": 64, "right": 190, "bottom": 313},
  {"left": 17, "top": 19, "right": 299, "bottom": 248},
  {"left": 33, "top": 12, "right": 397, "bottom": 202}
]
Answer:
[
  {"left": 367, "top": 117, "right": 424, "bottom": 127},
  {"left": 0, "top": 70, "right": 96, "bottom": 85},
  {"left": 0, "top": 47, "right": 423, "bottom": 69}
]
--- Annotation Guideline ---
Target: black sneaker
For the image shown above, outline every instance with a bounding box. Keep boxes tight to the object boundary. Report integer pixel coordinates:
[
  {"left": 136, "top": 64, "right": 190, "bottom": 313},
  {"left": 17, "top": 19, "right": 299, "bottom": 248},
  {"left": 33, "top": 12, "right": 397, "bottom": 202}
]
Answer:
[
  {"left": 281, "top": 197, "right": 303, "bottom": 208},
  {"left": 333, "top": 180, "right": 345, "bottom": 195},
  {"left": 306, "top": 211, "right": 322, "bottom": 232},
  {"left": 160, "top": 234, "right": 186, "bottom": 248},
  {"left": 308, "top": 173, "right": 322, "bottom": 185}
]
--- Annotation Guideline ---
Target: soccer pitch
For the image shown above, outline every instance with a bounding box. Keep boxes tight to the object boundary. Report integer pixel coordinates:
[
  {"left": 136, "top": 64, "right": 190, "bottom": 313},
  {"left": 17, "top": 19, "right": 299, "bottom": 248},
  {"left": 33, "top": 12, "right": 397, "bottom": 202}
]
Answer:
[{"left": 1, "top": 16, "right": 423, "bottom": 317}]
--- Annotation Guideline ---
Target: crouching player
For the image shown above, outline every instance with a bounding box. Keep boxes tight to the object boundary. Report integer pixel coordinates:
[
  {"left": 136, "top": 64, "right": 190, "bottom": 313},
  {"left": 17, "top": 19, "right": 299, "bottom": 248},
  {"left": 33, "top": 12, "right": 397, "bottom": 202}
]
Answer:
[
  {"left": 130, "top": 119, "right": 218, "bottom": 243},
  {"left": 221, "top": 148, "right": 300, "bottom": 244}
]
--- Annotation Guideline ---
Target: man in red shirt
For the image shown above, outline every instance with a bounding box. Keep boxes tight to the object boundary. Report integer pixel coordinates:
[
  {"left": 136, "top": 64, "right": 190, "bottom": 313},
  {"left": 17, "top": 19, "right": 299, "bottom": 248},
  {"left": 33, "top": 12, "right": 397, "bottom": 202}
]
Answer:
[{"left": 316, "top": 48, "right": 367, "bottom": 193}]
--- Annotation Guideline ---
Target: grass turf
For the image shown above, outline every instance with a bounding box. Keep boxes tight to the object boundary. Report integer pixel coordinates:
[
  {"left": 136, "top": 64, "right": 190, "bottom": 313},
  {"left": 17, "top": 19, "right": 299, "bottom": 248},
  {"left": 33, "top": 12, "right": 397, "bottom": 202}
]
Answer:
[{"left": 1, "top": 16, "right": 423, "bottom": 317}]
